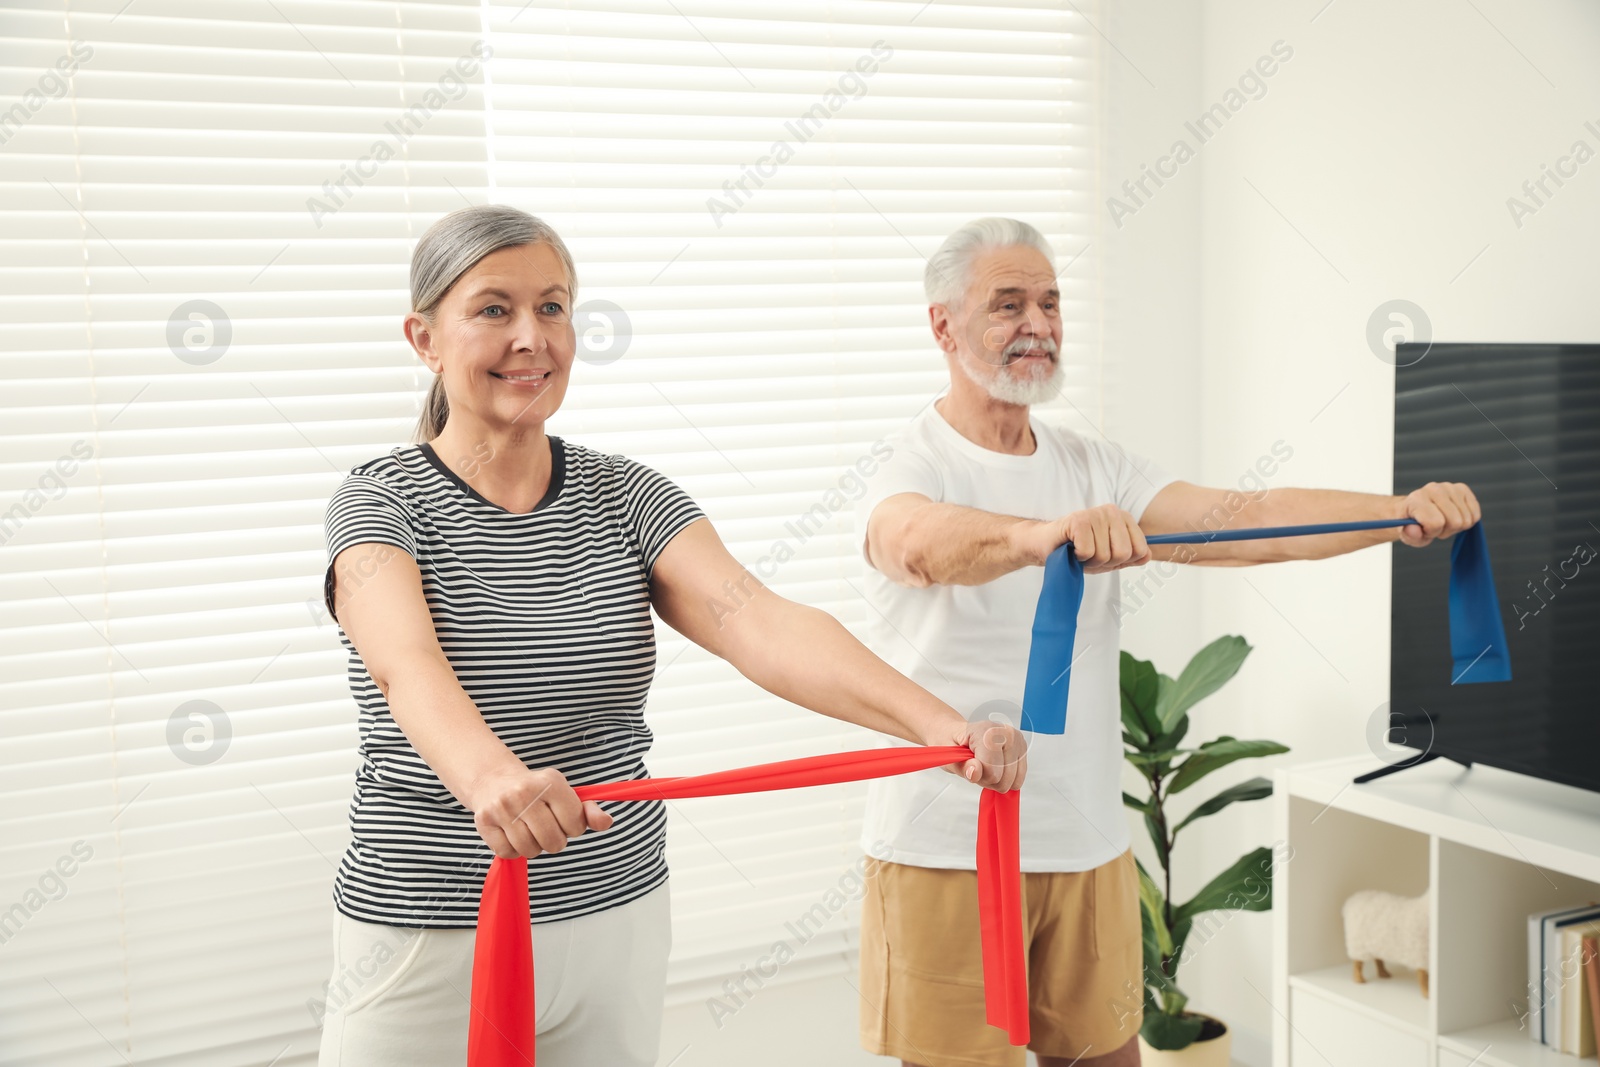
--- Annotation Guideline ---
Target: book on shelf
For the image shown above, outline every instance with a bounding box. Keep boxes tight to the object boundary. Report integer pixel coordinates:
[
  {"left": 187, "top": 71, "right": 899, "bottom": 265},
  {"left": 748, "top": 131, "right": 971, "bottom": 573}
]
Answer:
[
  {"left": 1553, "top": 914, "right": 1600, "bottom": 1051},
  {"left": 1583, "top": 935, "right": 1600, "bottom": 1059},
  {"left": 1559, "top": 924, "right": 1600, "bottom": 1055},
  {"left": 1529, "top": 903, "right": 1600, "bottom": 1046}
]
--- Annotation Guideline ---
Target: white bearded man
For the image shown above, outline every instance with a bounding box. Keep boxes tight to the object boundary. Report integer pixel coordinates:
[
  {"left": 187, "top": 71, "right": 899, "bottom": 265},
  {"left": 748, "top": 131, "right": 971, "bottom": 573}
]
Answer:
[{"left": 853, "top": 217, "right": 1482, "bottom": 1067}]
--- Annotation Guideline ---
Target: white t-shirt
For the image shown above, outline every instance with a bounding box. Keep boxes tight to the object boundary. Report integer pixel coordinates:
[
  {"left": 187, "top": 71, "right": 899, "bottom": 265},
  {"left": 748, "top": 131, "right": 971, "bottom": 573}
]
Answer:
[{"left": 856, "top": 400, "right": 1178, "bottom": 872}]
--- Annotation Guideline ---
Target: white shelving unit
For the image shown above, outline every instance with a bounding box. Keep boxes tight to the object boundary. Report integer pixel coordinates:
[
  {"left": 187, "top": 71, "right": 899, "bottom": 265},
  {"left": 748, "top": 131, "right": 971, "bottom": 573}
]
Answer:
[{"left": 1273, "top": 755, "right": 1600, "bottom": 1067}]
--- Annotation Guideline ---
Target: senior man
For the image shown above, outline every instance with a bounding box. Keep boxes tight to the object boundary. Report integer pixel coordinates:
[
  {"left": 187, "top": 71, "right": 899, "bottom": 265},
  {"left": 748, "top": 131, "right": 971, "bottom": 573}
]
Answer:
[{"left": 854, "top": 217, "right": 1481, "bottom": 1067}]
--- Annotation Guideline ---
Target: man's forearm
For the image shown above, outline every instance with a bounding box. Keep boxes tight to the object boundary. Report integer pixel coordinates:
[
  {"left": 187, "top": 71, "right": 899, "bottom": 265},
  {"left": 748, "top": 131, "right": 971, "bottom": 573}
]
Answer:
[
  {"left": 880, "top": 501, "right": 1044, "bottom": 586},
  {"left": 1224, "top": 487, "right": 1407, "bottom": 562}
]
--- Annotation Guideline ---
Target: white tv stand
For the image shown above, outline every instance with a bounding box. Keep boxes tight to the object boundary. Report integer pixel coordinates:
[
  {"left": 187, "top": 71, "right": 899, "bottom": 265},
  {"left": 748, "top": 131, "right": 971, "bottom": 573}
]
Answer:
[{"left": 1272, "top": 755, "right": 1600, "bottom": 1067}]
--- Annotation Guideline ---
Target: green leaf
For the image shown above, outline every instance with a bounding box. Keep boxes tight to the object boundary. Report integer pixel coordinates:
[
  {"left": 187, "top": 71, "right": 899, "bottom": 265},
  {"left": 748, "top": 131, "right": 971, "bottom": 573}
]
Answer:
[
  {"left": 1125, "top": 747, "right": 1191, "bottom": 768},
  {"left": 1153, "top": 635, "right": 1253, "bottom": 732},
  {"left": 1172, "top": 776, "right": 1274, "bottom": 835},
  {"left": 1170, "top": 912, "right": 1194, "bottom": 976},
  {"left": 1143, "top": 810, "right": 1169, "bottom": 871},
  {"left": 1141, "top": 907, "right": 1188, "bottom": 1017},
  {"left": 1142, "top": 1010, "right": 1205, "bottom": 1051},
  {"left": 1119, "top": 652, "right": 1162, "bottom": 745},
  {"left": 1135, "top": 858, "right": 1173, "bottom": 959},
  {"left": 1138, "top": 856, "right": 1187, "bottom": 1017},
  {"left": 1150, "top": 674, "right": 1184, "bottom": 743},
  {"left": 1140, "top": 903, "right": 1163, "bottom": 984},
  {"left": 1122, "top": 791, "right": 1153, "bottom": 815},
  {"left": 1140, "top": 901, "right": 1168, "bottom": 994},
  {"left": 1121, "top": 706, "right": 1150, "bottom": 748},
  {"left": 1174, "top": 845, "right": 1276, "bottom": 928},
  {"left": 1141, "top": 701, "right": 1190, "bottom": 777},
  {"left": 1163, "top": 711, "right": 1190, "bottom": 752},
  {"left": 1154, "top": 671, "right": 1175, "bottom": 722},
  {"left": 1142, "top": 982, "right": 1160, "bottom": 1021},
  {"left": 1167, "top": 737, "right": 1289, "bottom": 794}
]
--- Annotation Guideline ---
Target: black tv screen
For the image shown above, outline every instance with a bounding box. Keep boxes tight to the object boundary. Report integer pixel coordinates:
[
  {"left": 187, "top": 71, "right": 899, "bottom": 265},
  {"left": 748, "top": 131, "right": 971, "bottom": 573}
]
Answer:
[{"left": 1390, "top": 342, "right": 1600, "bottom": 794}]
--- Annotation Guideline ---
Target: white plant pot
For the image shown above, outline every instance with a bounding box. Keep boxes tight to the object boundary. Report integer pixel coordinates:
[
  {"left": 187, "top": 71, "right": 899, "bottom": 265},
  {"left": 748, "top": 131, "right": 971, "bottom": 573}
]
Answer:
[{"left": 1137, "top": 1015, "right": 1233, "bottom": 1067}]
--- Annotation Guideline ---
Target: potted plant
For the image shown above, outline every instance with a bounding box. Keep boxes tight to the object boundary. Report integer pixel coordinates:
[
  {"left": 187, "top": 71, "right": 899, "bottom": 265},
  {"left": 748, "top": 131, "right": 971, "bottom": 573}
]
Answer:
[{"left": 1120, "top": 635, "right": 1288, "bottom": 1065}]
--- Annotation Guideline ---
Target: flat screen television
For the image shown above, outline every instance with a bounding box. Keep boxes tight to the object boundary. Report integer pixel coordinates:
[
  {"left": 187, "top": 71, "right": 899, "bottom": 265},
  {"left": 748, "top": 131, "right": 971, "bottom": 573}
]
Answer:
[{"left": 1389, "top": 342, "right": 1600, "bottom": 794}]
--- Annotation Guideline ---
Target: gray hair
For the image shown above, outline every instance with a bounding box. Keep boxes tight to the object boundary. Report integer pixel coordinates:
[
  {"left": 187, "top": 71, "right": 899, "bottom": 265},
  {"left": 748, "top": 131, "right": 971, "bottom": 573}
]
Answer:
[
  {"left": 923, "top": 217, "right": 1056, "bottom": 309},
  {"left": 409, "top": 204, "right": 578, "bottom": 443}
]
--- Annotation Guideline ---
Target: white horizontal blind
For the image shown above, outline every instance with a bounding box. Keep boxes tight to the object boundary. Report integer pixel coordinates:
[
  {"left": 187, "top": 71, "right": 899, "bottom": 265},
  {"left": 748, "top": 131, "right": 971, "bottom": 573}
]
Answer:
[
  {"left": 0, "top": 1, "right": 1103, "bottom": 1064},
  {"left": 0, "top": 2, "right": 490, "bottom": 1065},
  {"left": 480, "top": 0, "right": 1104, "bottom": 1001}
]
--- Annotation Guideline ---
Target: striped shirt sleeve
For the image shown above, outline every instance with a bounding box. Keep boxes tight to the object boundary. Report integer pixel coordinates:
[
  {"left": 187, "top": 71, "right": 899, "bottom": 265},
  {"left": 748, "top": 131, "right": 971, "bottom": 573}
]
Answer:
[
  {"left": 618, "top": 458, "right": 705, "bottom": 578},
  {"left": 323, "top": 473, "right": 419, "bottom": 620}
]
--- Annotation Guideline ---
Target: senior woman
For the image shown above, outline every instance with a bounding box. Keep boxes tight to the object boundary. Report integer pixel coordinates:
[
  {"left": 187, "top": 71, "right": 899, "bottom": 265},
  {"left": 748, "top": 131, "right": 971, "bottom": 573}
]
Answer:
[{"left": 314, "top": 204, "right": 1027, "bottom": 1067}]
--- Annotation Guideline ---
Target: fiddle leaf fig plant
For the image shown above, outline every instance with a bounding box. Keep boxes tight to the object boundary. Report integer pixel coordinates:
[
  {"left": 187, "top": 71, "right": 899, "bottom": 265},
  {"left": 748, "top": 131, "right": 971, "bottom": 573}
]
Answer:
[{"left": 1121, "top": 635, "right": 1288, "bottom": 1051}]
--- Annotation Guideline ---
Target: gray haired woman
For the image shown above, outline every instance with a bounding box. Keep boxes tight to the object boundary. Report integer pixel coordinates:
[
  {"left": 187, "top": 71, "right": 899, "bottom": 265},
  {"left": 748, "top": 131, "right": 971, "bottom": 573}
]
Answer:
[{"left": 314, "top": 204, "right": 1027, "bottom": 1066}]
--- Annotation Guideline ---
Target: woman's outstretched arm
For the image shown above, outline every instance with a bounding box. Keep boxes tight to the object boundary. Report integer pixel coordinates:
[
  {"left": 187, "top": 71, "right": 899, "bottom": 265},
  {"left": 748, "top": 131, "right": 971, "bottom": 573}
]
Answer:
[{"left": 649, "top": 519, "right": 1026, "bottom": 792}]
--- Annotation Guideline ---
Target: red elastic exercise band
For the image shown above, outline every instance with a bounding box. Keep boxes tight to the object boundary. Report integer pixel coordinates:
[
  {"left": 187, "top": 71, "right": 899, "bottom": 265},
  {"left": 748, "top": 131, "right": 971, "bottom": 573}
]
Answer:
[{"left": 467, "top": 745, "right": 1027, "bottom": 1065}]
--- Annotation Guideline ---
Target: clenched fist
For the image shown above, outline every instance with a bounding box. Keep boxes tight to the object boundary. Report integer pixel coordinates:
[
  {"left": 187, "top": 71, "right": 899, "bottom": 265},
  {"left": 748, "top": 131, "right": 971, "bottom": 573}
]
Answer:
[
  {"left": 465, "top": 765, "right": 614, "bottom": 860},
  {"left": 1399, "top": 481, "right": 1481, "bottom": 547},
  {"left": 1018, "top": 503, "right": 1152, "bottom": 574}
]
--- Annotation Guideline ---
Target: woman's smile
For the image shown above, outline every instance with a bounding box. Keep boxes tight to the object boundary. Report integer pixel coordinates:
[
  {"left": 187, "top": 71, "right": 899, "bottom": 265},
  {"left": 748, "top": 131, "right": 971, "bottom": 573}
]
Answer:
[{"left": 489, "top": 368, "right": 553, "bottom": 389}]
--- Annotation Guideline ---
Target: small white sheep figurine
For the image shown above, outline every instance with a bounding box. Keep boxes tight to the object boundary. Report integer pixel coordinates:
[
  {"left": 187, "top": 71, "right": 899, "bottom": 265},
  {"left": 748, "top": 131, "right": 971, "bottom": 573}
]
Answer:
[{"left": 1342, "top": 889, "right": 1430, "bottom": 997}]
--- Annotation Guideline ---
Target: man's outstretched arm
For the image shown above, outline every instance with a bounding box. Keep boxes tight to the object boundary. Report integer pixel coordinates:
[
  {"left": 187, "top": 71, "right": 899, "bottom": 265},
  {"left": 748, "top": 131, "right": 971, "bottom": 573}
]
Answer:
[
  {"left": 865, "top": 495, "right": 1151, "bottom": 587},
  {"left": 1139, "top": 480, "right": 1483, "bottom": 566}
]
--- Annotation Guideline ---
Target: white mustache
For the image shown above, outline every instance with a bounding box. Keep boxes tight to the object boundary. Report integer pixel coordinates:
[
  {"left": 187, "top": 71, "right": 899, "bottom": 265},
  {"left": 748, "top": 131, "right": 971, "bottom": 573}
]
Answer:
[{"left": 1002, "top": 336, "right": 1058, "bottom": 363}]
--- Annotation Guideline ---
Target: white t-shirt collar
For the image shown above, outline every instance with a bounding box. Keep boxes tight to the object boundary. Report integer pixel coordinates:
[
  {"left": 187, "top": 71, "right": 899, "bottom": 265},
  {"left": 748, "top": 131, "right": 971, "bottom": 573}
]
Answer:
[{"left": 925, "top": 396, "right": 1047, "bottom": 470}]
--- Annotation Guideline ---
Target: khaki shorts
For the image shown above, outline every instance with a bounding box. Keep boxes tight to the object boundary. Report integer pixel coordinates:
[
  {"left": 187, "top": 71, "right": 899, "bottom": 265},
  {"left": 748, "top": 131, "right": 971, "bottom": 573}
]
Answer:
[{"left": 859, "top": 850, "right": 1143, "bottom": 1067}]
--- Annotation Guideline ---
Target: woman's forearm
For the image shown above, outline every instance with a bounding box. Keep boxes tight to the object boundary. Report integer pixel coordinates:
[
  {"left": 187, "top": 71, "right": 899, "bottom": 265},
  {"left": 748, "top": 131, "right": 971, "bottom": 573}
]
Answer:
[
  {"left": 722, "top": 592, "right": 965, "bottom": 746},
  {"left": 379, "top": 655, "right": 528, "bottom": 810}
]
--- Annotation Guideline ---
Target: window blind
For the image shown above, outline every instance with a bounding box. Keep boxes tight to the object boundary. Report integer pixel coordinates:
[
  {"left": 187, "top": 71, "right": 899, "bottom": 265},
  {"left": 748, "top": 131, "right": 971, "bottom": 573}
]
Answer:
[
  {"left": 0, "top": 0, "right": 1102, "bottom": 1062},
  {"left": 1, "top": 2, "right": 492, "bottom": 1065}
]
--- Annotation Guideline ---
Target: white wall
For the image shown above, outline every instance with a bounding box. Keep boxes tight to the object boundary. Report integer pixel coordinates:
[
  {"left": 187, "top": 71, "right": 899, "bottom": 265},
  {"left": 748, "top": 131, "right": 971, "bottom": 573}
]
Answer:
[
  {"left": 1098, "top": 0, "right": 1211, "bottom": 958},
  {"left": 1168, "top": 0, "right": 1600, "bottom": 1059}
]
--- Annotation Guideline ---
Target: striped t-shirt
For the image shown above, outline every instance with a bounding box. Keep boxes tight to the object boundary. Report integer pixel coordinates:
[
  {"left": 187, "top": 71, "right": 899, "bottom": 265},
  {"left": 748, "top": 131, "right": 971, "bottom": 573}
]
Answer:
[{"left": 321, "top": 435, "right": 704, "bottom": 927}]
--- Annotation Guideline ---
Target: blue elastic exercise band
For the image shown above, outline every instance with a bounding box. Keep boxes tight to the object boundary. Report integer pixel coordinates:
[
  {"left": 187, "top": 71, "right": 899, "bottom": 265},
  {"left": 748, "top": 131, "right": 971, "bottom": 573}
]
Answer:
[{"left": 1017, "top": 519, "right": 1512, "bottom": 735}]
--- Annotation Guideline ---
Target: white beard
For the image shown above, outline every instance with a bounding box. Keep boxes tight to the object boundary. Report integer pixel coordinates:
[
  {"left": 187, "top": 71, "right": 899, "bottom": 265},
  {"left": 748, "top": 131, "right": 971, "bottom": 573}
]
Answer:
[{"left": 956, "top": 347, "right": 1060, "bottom": 407}]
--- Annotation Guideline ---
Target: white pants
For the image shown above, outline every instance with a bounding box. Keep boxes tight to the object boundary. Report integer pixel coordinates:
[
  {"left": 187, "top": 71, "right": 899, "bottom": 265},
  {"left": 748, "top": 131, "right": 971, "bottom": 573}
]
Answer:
[{"left": 315, "top": 883, "right": 671, "bottom": 1067}]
